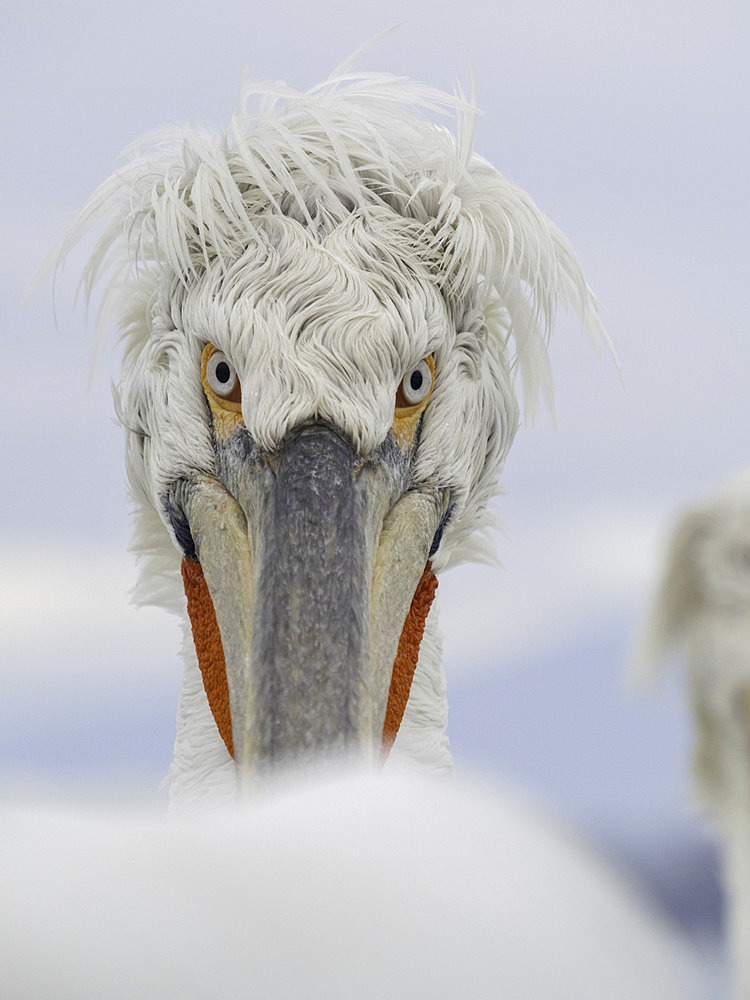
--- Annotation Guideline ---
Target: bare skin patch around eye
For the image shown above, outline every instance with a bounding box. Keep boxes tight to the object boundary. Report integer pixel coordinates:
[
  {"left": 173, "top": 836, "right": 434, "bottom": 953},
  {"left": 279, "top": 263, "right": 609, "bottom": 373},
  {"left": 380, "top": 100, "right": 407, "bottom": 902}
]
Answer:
[
  {"left": 201, "top": 344, "right": 244, "bottom": 441},
  {"left": 207, "top": 405, "right": 245, "bottom": 442},
  {"left": 391, "top": 355, "right": 434, "bottom": 449},
  {"left": 391, "top": 411, "right": 423, "bottom": 449}
]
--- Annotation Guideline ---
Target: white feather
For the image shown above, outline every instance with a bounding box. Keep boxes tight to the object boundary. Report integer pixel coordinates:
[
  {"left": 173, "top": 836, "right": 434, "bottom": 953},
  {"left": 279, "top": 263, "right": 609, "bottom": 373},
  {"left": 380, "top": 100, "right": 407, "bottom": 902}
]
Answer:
[
  {"left": 1, "top": 774, "right": 695, "bottom": 1000},
  {"left": 52, "top": 65, "right": 609, "bottom": 802},
  {"left": 53, "top": 69, "right": 607, "bottom": 573}
]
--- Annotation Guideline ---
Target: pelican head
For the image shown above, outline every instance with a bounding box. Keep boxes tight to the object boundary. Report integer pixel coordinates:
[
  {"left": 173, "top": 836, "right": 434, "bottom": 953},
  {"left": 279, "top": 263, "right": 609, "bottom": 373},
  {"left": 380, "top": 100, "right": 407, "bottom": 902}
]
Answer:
[{"left": 58, "top": 71, "right": 602, "bottom": 795}]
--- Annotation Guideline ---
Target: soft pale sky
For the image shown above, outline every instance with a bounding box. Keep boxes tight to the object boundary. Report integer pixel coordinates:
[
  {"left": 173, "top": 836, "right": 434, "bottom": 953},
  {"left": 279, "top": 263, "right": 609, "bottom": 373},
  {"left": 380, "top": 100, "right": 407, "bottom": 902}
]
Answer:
[{"left": 2, "top": 2, "right": 747, "bottom": 990}]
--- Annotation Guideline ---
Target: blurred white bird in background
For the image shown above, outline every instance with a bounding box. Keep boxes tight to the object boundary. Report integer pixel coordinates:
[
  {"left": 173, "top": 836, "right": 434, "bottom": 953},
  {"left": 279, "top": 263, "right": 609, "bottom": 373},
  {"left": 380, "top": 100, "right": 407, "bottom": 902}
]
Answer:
[
  {"left": 0, "top": 62, "right": 697, "bottom": 998},
  {"left": 641, "top": 470, "right": 750, "bottom": 997}
]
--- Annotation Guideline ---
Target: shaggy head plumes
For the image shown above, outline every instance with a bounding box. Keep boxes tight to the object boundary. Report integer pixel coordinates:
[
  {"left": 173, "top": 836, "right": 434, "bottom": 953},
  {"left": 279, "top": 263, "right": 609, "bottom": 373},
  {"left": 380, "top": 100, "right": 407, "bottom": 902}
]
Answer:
[
  {"left": 56, "top": 69, "right": 604, "bottom": 574},
  {"left": 51, "top": 67, "right": 611, "bottom": 794}
]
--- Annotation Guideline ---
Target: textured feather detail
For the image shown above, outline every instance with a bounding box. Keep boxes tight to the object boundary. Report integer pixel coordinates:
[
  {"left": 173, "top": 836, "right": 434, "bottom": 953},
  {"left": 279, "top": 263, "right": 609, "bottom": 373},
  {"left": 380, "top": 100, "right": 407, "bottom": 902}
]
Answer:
[
  {"left": 54, "top": 71, "right": 606, "bottom": 569},
  {"left": 54, "top": 68, "right": 605, "bottom": 421},
  {"left": 50, "top": 62, "right": 608, "bottom": 798}
]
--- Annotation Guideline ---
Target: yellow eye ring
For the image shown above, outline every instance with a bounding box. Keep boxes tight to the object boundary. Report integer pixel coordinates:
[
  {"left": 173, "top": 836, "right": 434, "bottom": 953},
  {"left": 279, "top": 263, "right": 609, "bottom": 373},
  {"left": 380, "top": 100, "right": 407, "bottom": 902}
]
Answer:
[
  {"left": 394, "top": 355, "right": 434, "bottom": 419},
  {"left": 201, "top": 343, "right": 242, "bottom": 412}
]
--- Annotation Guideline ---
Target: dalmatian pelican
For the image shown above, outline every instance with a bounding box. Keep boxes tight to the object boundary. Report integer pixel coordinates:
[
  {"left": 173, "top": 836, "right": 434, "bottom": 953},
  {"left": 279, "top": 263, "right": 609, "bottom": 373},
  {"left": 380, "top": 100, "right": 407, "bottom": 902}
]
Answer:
[
  {"left": 1, "top": 65, "right": 702, "bottom": 1000},
  {"left": 641, "top": 471, "right": 750, "bottom": 996},
  {"left": 52, "top": 67, "right": 608, "bottom": 810}
]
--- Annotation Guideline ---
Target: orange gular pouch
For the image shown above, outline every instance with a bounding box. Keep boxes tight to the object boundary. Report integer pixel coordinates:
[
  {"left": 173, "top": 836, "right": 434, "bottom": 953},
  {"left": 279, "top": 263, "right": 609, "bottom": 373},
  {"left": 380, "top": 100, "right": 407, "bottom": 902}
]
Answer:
[
  {"left": 181, "top": 557, "right": 234, "bottom": 757},
  {"left": 180, "top": 556, "right": 438, "bottom": 762},
  {"left": 380, "top": 562, "right": 438, "bottom": 756}
]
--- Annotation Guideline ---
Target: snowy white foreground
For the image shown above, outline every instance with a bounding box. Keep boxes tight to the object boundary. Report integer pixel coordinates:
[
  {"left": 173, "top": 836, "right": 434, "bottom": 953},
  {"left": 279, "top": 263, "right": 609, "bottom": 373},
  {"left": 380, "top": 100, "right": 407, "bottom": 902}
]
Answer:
[{"left": 1, "top": 773, "right": 695, "bottom": 1000}]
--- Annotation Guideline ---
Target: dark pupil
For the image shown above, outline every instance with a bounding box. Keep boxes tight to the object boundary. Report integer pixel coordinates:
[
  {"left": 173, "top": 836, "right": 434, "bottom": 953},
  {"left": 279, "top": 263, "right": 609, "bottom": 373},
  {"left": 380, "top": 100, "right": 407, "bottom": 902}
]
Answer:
[
  {"left": 216, "top": 361, "right": 231, "bottom": 384},
  {"left": 409, "top": 370, "right": 424, "bottom": 392}
]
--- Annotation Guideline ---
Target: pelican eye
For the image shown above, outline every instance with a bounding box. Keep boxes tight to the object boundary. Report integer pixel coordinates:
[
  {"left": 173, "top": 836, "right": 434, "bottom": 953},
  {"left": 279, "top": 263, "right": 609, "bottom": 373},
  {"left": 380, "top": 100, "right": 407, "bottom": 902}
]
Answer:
[
  {"left": 394, "top": 356, "right": 434, "bottom": 417},
  {"left": 207, "top": 352, "right": 238, "bottom": 397},
  {"left": 201, "top": 344, "right": 242, "bottom": 411}
]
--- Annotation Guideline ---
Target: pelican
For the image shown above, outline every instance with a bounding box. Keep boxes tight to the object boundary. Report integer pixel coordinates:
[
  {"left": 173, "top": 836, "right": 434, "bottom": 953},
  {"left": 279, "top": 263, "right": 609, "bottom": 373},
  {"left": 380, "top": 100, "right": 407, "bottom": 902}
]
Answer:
[
  {"left": 53, "top": 67, "right": 606, "bottom": 808},
  {"left": 3, "top": 66, "right": 698, "bottom": 999},
  {"left": 641, "top": 470, "right": 750, "bottom": 996}
]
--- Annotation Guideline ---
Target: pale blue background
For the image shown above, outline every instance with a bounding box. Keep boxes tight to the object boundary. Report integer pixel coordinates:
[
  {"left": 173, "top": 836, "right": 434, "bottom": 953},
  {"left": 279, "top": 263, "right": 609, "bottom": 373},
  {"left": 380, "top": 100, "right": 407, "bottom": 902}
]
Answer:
[{"left": 2, "top": 2, "right": 748, "bottom": 994}]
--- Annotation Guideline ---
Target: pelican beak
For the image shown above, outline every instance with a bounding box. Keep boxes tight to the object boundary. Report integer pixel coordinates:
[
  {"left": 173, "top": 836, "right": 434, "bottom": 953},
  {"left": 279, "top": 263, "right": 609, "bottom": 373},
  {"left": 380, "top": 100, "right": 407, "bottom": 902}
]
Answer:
[{"left": 170, "top": 424, "right": 442, "bottom": 780}]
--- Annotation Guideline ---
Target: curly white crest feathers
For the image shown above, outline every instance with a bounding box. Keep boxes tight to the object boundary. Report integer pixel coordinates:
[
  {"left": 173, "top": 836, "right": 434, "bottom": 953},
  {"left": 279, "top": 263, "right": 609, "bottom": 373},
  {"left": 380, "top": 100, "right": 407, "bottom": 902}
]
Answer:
[
  {"left": 56, "top": 70, "right": 604, "bottom": 423},
  {"left": 51, "top": 67, "right": 608, "bottom": 588},
  {"left": 49, "top": 63, "right": 610, "bottom": 805}
]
